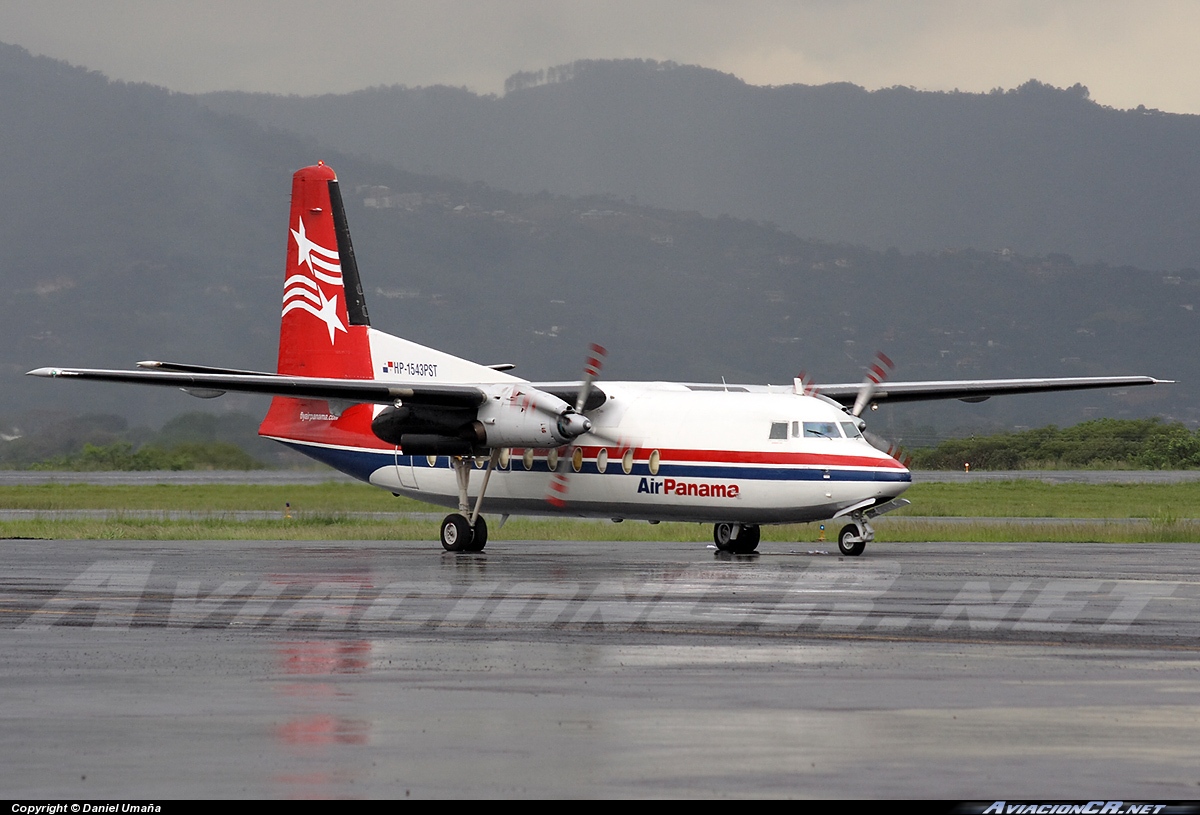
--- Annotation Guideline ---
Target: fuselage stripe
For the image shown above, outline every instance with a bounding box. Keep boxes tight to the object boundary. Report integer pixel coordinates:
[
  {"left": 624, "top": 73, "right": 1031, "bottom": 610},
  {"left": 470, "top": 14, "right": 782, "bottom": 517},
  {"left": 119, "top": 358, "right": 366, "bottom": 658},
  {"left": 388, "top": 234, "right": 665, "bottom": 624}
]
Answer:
[{"left": 276, "top": 440, "right": 911, "bottom": 485}]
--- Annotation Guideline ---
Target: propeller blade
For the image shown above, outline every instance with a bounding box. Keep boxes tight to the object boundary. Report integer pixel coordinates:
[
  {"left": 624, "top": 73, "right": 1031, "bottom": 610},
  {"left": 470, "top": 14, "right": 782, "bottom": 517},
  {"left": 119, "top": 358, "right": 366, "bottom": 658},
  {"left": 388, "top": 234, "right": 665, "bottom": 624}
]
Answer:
[
  {"left": 547, "top": 344, "right": 610, "bottom": 507},
  {"left": 586, "top": 426, "right": 623, "bottom": 445},
  {"left": 852, "top": 351, "right": 894, "bottom": 417},
  {"left": 545, "top": 446, "right": 573, "bottom": 507},
  {"left": 864, "top": 430, "right": 912, "bottom": 468},
  {"left": 546, "top": 470, "right": 570, "bottom": 507},
  {"left": 575, "top": 343, "right": 607, "bottom": 413},
  {"left": 794, "top": 369, "right": 819, "bottom": 396}
]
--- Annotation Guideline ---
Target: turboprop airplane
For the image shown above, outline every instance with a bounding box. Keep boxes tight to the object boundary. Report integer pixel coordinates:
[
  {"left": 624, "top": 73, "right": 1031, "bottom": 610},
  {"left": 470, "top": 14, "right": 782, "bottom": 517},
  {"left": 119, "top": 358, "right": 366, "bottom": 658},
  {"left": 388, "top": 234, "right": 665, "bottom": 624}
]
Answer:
[{"left": 28, "top": 163, "right": 1169, "bottom": 555}]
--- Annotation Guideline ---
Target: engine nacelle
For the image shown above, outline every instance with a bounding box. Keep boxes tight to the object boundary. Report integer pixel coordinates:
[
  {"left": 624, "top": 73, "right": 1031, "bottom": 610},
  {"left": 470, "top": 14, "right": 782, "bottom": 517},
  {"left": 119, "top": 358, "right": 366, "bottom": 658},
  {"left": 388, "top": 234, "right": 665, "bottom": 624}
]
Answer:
[
  {"left": 371, "top": 403, "right": 477, "bottom": 446},
  {"left": 397, "top": 434, "right": 475, "bottom": 456},
  {"left": 371, "top": 387, "right": 589, "bottom": 452},
  {"left": 473, "top": 387, "right": 586, "bottom": 448}
]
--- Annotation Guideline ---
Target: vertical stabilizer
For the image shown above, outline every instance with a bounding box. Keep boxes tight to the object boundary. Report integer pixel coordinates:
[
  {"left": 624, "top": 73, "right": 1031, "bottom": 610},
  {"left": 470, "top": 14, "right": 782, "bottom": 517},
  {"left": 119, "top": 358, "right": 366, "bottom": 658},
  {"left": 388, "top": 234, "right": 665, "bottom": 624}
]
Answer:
[
  {"left": 277, "top": 163, "right": 373, "bottom": 379},
  {"left": 261, "top": 163, "right": 380, "bottom": 462}
]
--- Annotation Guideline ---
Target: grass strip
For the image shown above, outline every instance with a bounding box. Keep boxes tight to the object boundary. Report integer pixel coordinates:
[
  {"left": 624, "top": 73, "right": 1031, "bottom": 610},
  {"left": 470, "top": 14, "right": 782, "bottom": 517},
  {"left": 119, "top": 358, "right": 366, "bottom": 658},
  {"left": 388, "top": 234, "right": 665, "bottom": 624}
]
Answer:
[
  {"left": 1, "top": 481, "right": 1198, "bottom": 517},
  {"left": 0, "top": 480, "right": 1198, "bottom": 542}
]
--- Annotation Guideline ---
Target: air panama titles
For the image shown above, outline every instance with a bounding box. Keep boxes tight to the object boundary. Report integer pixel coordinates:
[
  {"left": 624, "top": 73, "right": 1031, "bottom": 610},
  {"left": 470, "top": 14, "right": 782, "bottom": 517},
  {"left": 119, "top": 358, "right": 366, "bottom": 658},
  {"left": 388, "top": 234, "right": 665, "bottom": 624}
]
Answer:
[{"left": 638, "top": 477, "right": 740, "bottom": 498}]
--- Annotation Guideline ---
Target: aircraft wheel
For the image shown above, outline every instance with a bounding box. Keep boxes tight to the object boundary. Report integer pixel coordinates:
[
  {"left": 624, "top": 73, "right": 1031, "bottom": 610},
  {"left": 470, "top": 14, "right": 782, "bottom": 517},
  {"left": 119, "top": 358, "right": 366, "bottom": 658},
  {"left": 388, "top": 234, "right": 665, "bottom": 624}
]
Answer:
[
  {"left": 465, "top": 516, "right": 488, "bottom": 552},
  {"left": 440, "top": 513, "right": 472, "bottom": 552},
  {"left": 838, "top": 524, "right": 865, "bottom": 556},
  {"left": 713, "top": 522, "right": 737, "bottom": 552},
  {"left": 734, "top": 524, "right": 761, "bottom": 554}
]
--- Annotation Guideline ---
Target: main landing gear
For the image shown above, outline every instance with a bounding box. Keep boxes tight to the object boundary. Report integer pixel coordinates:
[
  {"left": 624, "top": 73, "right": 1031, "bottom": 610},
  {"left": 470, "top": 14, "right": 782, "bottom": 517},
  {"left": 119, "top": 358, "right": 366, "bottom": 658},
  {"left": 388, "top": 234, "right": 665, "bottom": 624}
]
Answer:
[
  {"left": 440, "top": 450, "right": 499, "bottom": 552},
  {"left": 440, "top": 512, "right": 487, "bottom": 552},
  {"left": 713, "top": 522, "right": 761, "bottom": 554}
]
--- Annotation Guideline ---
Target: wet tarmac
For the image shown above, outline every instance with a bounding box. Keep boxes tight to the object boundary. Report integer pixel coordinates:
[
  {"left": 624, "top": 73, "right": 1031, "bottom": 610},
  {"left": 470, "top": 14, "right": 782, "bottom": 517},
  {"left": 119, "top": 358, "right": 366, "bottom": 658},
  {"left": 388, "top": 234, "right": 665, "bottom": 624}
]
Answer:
[{"left": 2, "top": 538, "right": 1200, "bottom": 798}]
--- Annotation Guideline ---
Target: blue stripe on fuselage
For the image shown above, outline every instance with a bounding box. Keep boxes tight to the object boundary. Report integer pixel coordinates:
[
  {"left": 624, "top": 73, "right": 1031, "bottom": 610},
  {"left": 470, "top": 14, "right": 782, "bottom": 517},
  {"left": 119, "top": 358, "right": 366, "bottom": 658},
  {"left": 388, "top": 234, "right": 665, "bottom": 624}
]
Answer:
[
  {"left": 278, "top": 441, "right": 392, "bottom": 483},
  {"left": 275, "top": 441, "right": 910, "bottom": 484}
]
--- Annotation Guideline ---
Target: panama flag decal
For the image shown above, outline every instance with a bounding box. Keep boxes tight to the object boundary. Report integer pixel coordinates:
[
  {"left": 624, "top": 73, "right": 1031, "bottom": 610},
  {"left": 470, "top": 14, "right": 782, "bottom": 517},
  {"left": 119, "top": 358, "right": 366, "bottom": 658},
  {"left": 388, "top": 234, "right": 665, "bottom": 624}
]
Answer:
[{"left": 283, "top": 216, "right": 347, "bottom": 344}]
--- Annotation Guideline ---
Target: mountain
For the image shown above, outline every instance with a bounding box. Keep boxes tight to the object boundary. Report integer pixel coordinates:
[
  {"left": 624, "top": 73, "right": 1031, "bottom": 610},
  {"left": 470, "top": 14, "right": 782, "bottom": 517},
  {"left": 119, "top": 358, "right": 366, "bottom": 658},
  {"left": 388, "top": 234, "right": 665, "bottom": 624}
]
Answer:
[
  {"left": 0, "top": 44, "right": 1193, "bottom": 446},
  {"left": 200, "top": 59, "right": 1200, "bottom": 273}
]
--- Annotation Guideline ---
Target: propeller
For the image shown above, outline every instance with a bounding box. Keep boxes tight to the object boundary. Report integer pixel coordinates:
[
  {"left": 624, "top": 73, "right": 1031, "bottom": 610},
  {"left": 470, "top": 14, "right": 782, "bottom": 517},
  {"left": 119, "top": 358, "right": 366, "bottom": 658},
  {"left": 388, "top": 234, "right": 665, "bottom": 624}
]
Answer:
[
  {"left": 546, "top": 343, "right": 608, "bottom": 507},
  {"left": 851, "top": 351, "right": 909, "bottom": 467},
  {"left": 577, "top": 343, "right": 606, "bottom": 412},
  {"left": 864, "top": 430, "right": 913, "bottom": 468},
  {"left": 794, "top": 369, "right": 819, "bottom": 396},
  {"left": 851, "top": 351, "right": 894, "bottom": 417},
  {"left": 801, "top": 350, "right": 909, "bottom": 468}
]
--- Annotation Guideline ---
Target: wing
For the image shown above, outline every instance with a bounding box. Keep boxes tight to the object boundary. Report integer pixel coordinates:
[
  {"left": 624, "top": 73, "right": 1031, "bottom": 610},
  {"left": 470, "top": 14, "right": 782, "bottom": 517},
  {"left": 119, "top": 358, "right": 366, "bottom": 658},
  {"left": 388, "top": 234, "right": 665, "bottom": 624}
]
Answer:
[
  {"left": 26, "top": 363, "right": 486, "bottom": 408},
  {"left": 805, "top": 375, "right": 1170, "bottom": 407}
]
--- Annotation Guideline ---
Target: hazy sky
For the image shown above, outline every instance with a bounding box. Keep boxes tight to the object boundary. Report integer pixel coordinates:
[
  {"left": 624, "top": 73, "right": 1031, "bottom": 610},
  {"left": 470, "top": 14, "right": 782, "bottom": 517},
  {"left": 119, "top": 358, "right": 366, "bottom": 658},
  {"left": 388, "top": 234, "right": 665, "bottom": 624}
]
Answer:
[{"left": 2, "top": 0, "right": 1199, "bottom": 113}]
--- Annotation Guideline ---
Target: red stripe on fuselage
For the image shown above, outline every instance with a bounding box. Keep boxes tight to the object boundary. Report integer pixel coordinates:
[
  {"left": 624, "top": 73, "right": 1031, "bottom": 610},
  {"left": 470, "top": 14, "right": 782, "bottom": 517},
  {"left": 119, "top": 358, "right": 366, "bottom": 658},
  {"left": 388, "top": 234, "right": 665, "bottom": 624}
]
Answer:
[{"left": 260, "top": 424, "right": 905, "bottom": 471}]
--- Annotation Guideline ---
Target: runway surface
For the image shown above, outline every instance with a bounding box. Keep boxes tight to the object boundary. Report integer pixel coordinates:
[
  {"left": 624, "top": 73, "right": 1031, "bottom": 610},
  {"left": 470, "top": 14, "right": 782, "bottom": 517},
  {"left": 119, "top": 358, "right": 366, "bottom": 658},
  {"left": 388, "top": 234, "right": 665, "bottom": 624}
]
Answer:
[{"left": 2, "top": 538, "right": 1199, "bottom": 798}]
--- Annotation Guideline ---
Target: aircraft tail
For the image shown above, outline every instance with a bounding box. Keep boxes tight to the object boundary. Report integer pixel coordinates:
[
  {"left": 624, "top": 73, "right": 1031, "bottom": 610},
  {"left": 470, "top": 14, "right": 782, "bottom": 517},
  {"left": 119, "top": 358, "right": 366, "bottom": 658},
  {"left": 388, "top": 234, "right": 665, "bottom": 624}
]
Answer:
[
  {"left": 260, "top": 163, "right": 379, "bottom": 456},
  {"left": 258, "top": 163, "right": 519, "bottom": 476},
  {"left": 276, "top": 162, "right": 373, "bottom": 379}
]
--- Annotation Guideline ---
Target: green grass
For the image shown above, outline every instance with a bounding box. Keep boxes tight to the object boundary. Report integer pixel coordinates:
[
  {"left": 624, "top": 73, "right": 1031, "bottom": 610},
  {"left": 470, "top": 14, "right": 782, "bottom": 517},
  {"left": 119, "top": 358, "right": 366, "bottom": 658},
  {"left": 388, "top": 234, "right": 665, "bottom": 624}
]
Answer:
[
  {"left": 0, "top": 483, "right": 433, "bottom": 512},
  {"left": 0, "top": 481, "right": 1197, "bottom": 542},
  {"left": 898, "top": 481, "right": 1200, "bottom": 519}
]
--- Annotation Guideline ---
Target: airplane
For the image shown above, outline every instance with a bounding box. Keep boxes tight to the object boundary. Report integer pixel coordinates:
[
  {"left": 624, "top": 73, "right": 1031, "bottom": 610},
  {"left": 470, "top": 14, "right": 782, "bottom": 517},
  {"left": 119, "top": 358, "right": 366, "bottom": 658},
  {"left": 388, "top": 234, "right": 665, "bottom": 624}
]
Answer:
[{"left": 28, "top": 163, "right": 1170, "bottom": 556}]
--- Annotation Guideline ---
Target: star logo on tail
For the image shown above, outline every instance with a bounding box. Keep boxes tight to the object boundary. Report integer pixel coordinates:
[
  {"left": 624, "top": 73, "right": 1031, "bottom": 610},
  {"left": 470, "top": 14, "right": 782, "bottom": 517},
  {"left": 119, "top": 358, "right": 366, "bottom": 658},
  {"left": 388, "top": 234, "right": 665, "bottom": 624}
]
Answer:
[{"left": 282, "top": 216, "right": 347, "bottom": 344}]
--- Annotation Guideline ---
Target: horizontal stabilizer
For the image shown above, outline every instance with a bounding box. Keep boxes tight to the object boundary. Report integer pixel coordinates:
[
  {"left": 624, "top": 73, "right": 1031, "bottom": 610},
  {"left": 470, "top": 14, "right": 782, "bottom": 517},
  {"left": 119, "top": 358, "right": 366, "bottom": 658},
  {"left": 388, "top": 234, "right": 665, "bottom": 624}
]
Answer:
[{"left": 137, "top": 360, "right": 277, "bottom": 377}]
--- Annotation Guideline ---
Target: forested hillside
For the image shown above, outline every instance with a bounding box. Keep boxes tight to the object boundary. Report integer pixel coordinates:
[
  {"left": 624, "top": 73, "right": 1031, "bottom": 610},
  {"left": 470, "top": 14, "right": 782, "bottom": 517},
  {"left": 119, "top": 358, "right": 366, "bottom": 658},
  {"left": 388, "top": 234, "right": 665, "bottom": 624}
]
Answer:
[
  {"left": 0, "top": 44, "right": 1193, "bottom": 449},
  {"left": 202, "top": 59, "right": 1200, "bottom": 272}
]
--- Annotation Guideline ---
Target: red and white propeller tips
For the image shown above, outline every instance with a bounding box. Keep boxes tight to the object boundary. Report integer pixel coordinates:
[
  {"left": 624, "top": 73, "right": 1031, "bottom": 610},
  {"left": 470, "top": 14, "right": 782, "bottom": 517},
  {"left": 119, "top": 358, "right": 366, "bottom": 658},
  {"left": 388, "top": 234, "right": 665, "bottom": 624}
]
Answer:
[
  {"left": 867, "top": 352, "right": 894, "bottom": 386},
  {"left": 794, "top": 369, "right": 819, "bottom": 396},
  {"left": 864, "top": 431, "right": 912, "bottom": 468},
  {"left": 548, "top": 343, "right": 608, "bottom": 508},
  {"left": 576, "top": 343, "right": 607, "bottom": 413},
  {"left": 584, "top": 343, "right": 606, "bottom": 378},
  {"left": 547, "top": 466, "right": 570, "bottom": 508},
  {"left": 852, "top": 351, "right": 895, "bottom": 417}
]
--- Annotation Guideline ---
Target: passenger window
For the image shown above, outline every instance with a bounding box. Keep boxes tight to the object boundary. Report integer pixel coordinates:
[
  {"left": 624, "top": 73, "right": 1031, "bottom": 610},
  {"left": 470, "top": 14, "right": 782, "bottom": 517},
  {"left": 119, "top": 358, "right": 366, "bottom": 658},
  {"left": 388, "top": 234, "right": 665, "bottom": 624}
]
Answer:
[
  {"left": 803, "top": 422, "right": 840, "bottom": 438},
  {"left": 769, "top": 422, "right": 788, "bottom": 440}
]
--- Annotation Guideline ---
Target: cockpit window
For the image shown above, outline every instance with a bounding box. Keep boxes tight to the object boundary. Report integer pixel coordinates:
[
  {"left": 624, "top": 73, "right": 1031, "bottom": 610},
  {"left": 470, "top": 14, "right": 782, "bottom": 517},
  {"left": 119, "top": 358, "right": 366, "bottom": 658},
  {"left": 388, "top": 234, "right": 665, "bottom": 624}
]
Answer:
[
  {"left": 769, "top": 422, "right": 788, "bottom": 440},
  {"left": 803, "top": 421, "right": 841, "bottom": 438},
  {"left": 840, "top": 421, "right": 864, "bottom": 439}
]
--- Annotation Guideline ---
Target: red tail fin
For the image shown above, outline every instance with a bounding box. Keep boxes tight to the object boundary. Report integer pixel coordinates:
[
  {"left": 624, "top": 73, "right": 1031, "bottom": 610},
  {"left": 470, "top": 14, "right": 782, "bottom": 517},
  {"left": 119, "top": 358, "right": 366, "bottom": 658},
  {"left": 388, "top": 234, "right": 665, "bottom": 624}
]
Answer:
[
  {"left": 260, "top": 164, "right": 378, "bottom": 452},
  {"left": 277, "top": 163, "right": 372, "bottom": 379}
]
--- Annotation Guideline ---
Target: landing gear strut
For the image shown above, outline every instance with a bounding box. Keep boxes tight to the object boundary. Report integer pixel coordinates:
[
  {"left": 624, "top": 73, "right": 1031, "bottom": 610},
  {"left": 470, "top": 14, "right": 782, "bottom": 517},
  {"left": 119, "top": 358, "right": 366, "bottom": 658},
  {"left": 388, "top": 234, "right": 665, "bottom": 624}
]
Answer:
[
  {"left": 713, "top": 522, "right": 760, "bottom": 554},
  {"left": 441, "top": 450, "right": 498, "bottom": 552}
]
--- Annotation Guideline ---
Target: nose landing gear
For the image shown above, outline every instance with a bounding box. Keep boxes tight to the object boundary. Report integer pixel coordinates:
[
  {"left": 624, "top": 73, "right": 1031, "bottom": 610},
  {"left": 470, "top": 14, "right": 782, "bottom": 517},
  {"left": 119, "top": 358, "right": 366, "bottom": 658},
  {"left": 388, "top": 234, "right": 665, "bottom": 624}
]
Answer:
[{"left": 837, "top": 523, "right": 867, "bottom": 556}]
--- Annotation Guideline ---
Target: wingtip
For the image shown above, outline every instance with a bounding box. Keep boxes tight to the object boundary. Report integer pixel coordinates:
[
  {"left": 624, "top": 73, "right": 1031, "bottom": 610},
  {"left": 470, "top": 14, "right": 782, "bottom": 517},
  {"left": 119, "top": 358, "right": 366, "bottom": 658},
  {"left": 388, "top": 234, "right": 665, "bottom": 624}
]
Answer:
[{"left": 26, "top": 367, "right": 60, "bottom": 377}]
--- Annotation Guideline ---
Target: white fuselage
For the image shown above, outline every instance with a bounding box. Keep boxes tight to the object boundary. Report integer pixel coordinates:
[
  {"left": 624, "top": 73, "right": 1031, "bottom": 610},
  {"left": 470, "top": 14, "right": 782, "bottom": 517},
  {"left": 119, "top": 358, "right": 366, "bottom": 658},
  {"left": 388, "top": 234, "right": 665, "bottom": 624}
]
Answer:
[{"left": 358, "top": 381, "right": 911, "bottom": 525}]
